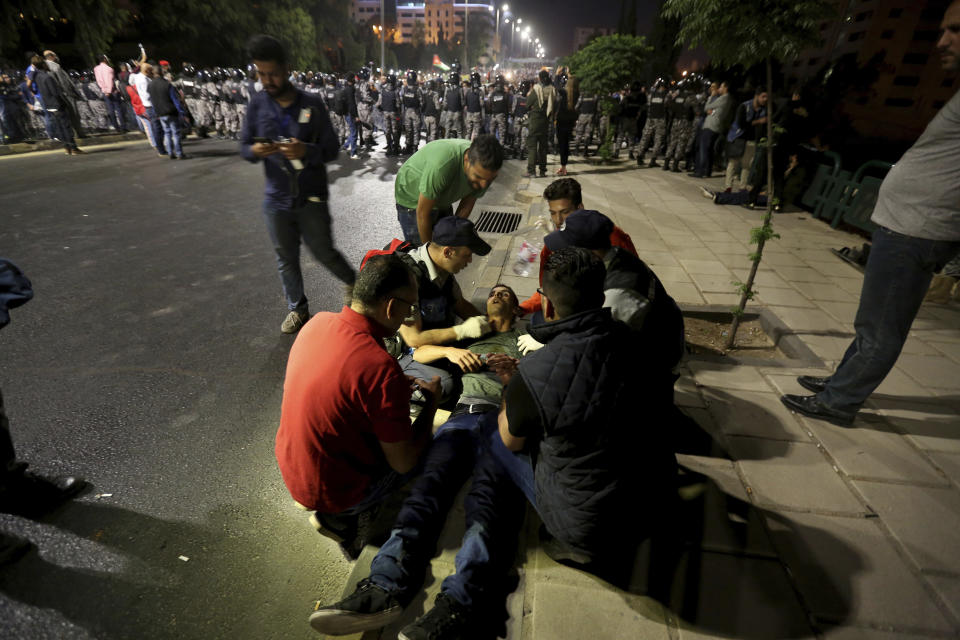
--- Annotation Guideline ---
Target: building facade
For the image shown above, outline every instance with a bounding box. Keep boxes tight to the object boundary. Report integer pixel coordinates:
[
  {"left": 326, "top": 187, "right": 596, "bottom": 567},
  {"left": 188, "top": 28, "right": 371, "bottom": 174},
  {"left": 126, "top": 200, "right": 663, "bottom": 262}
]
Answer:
[
  {"left": 351, "top": 0, "right": 493, "bottom": 45},
  {"left": 788, "top": 0, "right": 955, "bottom": 141}
]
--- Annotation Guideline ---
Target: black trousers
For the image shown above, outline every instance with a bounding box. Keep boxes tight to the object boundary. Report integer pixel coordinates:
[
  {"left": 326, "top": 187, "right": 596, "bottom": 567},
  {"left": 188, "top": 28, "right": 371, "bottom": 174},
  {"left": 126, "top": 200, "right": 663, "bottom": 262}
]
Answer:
[
  {"left": 0, "top": 387, "right": 18, "bottom": 481},
  {"left": 557, "top": 123, "right": 573, "bottom": 166}
]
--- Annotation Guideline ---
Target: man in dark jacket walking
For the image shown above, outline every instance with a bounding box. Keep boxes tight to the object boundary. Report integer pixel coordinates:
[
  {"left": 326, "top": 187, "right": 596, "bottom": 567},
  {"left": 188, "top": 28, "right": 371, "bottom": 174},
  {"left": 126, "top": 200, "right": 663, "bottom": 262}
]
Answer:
[
  {"left": 147, "top": 66, "right": 188, "bottom": 159},
  {"left": 240, "top": 35, "right": 355, "bottom": 334}
]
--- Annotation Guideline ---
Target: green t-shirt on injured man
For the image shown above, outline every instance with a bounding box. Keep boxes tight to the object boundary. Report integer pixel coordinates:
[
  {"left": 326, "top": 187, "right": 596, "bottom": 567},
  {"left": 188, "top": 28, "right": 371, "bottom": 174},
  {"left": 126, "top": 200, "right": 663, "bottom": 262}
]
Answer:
[
  {"left": 459, "top": 327, "right": 525, "bottom": 405},
  {"left": 394, "top": 139, "right": 489, "bottom": 210}
]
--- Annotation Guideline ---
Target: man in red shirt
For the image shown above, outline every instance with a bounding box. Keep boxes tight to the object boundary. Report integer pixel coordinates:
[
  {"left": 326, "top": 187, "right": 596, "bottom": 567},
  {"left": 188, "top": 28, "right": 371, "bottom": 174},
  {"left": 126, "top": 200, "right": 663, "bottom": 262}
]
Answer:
[
  {"left": 517, "top": 178, "right": 638, "bottom": 322},
  {"left": 275, "top": 254, "right": 441, "bottom": 559}
]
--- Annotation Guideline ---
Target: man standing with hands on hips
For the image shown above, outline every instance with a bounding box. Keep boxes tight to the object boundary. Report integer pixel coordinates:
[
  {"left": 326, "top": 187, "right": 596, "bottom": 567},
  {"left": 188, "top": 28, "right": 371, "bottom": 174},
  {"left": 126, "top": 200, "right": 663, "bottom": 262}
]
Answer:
[{"left": 241, "top": 34, "right": 356, "bottom": 334}]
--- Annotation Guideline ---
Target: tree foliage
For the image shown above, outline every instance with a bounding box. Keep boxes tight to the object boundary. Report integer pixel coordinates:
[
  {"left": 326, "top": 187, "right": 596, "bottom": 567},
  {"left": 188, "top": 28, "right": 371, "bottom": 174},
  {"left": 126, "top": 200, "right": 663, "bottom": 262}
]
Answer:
[
  {"left": 3, "top": 0, "right": 128, "bottom": 66},
  {"left": 565, "top": 34, "right": 651, "bottom": 160},
  {"left": 662, "top": 0, "right": 834, "bottom": 68}
]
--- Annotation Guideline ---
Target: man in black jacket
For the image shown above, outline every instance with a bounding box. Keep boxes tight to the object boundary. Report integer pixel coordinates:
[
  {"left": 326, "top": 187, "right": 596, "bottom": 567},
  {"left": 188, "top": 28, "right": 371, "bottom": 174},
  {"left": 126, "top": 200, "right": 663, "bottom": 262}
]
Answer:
[
  {"left": 147, "top": 67, "right": 188, "bottom": 159},
  {"left": 494, "top": 247, "right": 678, "bottom": 565}
]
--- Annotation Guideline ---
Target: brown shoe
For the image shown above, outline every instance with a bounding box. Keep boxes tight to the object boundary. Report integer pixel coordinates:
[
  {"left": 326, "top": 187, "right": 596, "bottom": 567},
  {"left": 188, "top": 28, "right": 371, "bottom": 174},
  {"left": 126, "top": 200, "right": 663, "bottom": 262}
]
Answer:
[{"left": 924, "top": 274, "right": 957, "bottom": 305}]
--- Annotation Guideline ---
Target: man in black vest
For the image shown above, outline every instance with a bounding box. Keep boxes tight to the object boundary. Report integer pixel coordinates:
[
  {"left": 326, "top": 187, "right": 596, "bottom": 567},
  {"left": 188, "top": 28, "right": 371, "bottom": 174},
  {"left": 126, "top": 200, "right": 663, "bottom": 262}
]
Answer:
[
  {"left": 543, "top": 210, "right": 685, "bottom": 389},
  {"left": 493, "top": 247, "right": 678, "bottom": 566}
]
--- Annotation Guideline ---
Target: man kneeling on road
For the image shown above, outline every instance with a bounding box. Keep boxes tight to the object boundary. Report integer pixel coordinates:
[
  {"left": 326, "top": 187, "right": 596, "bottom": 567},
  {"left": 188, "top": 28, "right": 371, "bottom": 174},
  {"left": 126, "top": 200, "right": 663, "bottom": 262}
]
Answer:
[
  {"left": 395, "top": 133, "right": 503, "bottom": 245},
  {"left": 309, "top": 284, "right": 528, "bottom": 639},
  {"left": 275, "top": 254, "right": 440, "bottom": 560},
  {"left": 492, "top": 247, "right": 678, "bottom": 567},
  {"left": 395, "top": 216, "right": 495, "bottom": 405}
]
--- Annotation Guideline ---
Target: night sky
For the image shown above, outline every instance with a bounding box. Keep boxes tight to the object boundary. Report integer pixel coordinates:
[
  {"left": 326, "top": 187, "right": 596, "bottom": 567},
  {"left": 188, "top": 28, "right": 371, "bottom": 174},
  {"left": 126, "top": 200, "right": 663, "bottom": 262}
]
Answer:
[{"left": 501, "top": 0, "right": 659, "bottom": 58}]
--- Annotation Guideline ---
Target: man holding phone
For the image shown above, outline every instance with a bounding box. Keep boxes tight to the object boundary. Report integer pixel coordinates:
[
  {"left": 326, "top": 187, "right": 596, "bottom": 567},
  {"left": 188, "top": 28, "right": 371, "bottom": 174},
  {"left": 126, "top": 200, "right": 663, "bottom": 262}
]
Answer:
[{"left": 241, "top": 34, "right": 356, "bottom": 334}]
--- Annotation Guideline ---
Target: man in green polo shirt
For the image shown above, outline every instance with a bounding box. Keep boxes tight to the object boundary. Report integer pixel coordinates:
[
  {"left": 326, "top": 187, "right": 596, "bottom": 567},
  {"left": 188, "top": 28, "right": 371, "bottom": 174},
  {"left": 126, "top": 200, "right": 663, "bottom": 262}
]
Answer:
[{"left": 395, "top": 133, "right": 504, "bottom": 245}]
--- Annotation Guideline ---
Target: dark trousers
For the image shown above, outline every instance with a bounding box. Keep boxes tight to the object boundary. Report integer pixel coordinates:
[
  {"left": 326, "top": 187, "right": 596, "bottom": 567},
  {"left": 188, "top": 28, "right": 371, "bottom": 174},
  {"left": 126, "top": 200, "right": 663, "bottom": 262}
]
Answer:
[
  {"left": 527, "top": 116, "right": 548, "bottom": 173},
  {"left": 0, "top": 387, "right": 17, "bottom": 480},
  {"left": 105, "top": 93, "right": 126, "bottom": 131},
  {"left": 695, "top": 129, "right": 718, "bottom": 177},
  {"left": 263, "top": 199, "right": 357, "bottom": 312},
  {"left": 557, "top": 122, "right": 573, "bottom": 167},
  {"left": 395, "top": 203, "right": 453, "bottom": 246},
  {"left": 819, "top": 226, "right": 960, "bottom": 415},
  {"left": 368, "top": 414, "right": 525, "bottom": 611},
  {"left": 47, "top": 110, "right": 76, "bottom": 149}
]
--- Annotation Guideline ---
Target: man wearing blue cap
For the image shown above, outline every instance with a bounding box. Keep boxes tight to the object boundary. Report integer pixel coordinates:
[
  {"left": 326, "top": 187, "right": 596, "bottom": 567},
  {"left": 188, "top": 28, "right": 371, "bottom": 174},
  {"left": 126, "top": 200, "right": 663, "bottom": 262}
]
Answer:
[
  {"left": 396, "top": 216, "right": 496, "bottom": 403},
  {"left": 543, "top": 209, "right": 685, "bottom": 383}
]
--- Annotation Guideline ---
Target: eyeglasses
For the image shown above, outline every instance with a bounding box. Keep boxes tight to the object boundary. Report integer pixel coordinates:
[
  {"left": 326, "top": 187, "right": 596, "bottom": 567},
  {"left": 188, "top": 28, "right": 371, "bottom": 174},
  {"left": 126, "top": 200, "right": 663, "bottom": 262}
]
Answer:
[{"left": 391, "top": 296, "right": 419, "bottom": 321}]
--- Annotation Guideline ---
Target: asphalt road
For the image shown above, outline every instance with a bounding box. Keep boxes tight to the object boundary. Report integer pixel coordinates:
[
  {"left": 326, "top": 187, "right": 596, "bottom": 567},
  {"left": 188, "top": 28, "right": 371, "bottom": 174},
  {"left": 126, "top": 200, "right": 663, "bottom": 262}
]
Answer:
[{"left": 0, "top": 137, "right": 422, "bottom": 639}]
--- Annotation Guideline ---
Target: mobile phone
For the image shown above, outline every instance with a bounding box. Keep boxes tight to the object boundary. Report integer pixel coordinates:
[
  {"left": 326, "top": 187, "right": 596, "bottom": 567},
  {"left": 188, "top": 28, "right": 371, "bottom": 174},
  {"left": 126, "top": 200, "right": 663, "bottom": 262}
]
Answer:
[{"left": 252, "top": 137, "right": 273, "bottom": 144}]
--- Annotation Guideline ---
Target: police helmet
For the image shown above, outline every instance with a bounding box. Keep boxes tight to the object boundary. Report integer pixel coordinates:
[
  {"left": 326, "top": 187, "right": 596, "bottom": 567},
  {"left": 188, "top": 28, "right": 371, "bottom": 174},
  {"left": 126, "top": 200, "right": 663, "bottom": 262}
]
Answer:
[
  {"left": 310, "top": 74, "right": 322, "bottom": 87},
  {"left": 470, "top": 71, "right": 481, "bottom": 88},
  {"left": 232, "top": 68, "right": 244, "bottom": 81},
  {"left": 359, "top": 67, "right": 370, "bottom": 81},
  {"left": 386, "top": 74, "right": 397, "bottom": 88},
  {"left": 653, "top": 77, "right": 667, "bottom": 91},
  {"left": 406, "top": 70, "right": 418, "bottom": 85},
  {"left": 448, "top": 71, "right": 459, "bottom": 85},
  {"left": 182, "top": 64, "right": 196, "bottom": 77},
  {"left": 519, "top": 79, "right": 532, "bottom": 94},
  {"left": 297, "top": 72, "right": 307, "bottom": 84}
]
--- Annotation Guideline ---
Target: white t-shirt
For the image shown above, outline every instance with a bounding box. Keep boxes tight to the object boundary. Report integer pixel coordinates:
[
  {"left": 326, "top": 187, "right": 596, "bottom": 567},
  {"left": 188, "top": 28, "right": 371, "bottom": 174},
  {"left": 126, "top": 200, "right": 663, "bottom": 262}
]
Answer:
[
  {"left": 871, "top": 89, "right": 960, "bottom": 240},
  {"left": 132, "top": 72, "right": 152, "bottom": 107}
]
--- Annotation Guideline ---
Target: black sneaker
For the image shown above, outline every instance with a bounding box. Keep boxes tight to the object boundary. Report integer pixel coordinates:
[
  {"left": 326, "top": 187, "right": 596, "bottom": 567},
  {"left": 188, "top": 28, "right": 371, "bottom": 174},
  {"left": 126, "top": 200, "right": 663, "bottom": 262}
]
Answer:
[
  {"left": 398, "top": 592, "right": 471, "bottom": 640},
  {"left": 309, "top": 578, "right": 403, "bottom": 635}
]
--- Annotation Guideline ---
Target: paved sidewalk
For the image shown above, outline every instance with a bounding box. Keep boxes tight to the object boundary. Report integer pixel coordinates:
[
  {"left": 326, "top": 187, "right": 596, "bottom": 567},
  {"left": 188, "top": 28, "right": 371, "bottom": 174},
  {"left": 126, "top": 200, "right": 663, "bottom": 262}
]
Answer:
[
  {"left": 0, "top": 131, "right": 147, "bottom": 155},
  {"left": 324, "top": 154, "right": 960, "bottom": 640}
]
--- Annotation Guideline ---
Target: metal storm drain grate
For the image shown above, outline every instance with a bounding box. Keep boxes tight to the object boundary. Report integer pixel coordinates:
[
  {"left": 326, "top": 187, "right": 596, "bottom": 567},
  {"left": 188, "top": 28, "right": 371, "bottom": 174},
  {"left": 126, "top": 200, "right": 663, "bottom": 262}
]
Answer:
[{"left": 472, "top": 209, "right": 522, "bottom": 234}]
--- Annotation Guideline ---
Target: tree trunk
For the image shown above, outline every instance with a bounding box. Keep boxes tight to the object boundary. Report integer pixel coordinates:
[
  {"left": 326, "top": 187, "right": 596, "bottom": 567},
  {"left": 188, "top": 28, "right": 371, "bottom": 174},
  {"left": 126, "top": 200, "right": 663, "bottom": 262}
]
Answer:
[{"left": 725, "top": 56, "right": 776, "bottom": 351}]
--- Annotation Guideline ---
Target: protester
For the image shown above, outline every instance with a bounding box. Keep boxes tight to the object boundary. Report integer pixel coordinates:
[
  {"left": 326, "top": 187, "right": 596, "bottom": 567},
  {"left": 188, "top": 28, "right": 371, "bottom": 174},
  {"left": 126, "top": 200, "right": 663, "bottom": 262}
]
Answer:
[
  {"left": 517, "top": 178, "right": 638, "bottom": 321},
  {"left": 147, "top": 64, "right": 188, "bottom": 159},
  {"left": 94, "top": 55, "right": 126, "bottom": 133},
  {"left": 308, "top": 285, "right": 527, "bottom": 638},
  {"left": 692, "top": 81, "right": 731, "bottom": 178},
  {"left": 1, "top": 258, "right": 87, "bottom": 565},
  {"left": 724, "top": 87, "right": 768, "bottom": 191},
  {"left": 274, "top": 254, "right": 440, "bottom": 559},
  {"left": 554, "top": 76, "right": 578, "bottom": 176},
  {"left": 493, "top": 247, "right": 678, "bottom": 566},
  {"left": 394, "top": 134, "right": 503, "bottom": 245},
  {"left": 240, "top": 34, "right": 355, "bottom": 334},
  {"left": 132, "top": 62, "right": 167, "bottom": 156},
  {"left": 32, "top": 58, "right": 83, "bottom": 155},
  {"left": 781, "top": 0, "right": 960, "bottom": 425},
  {"left": 524, "top": 70, "right": 557, "bottom": 178},
  {"left": 43, "top": 50, "right": 85, "bottom": 139}
]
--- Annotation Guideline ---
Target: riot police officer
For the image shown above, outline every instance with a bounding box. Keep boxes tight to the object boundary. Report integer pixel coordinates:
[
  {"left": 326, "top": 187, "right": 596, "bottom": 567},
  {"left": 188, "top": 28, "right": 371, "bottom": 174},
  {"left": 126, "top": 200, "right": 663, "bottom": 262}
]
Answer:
[
  {"left": 487, "top": 74, "right": 509, "bottom": 143},
  {"left": 510, "top": 79, "right": 531, "bottom": 159},
  {"left": 441, "top": 71, "right": 464, "bottom": 138},
  {"left": 376, "top": 73, "right": 402, "bottom": 156},
  {"left": 664, "top": 79, "right": 696, "bottom": 172},
  {"left": 614, "top": 82, "right": 643, "bottom": 159},
  {"left": 400, "top": 70, "right": 422, "bottom": 154},
  {"left": 574, "top": 90, "right": 598, "bottom": 156},
  {"left": 463, "top": 72, "right": 484, "bottom": 141},
  {"left": 356, "top": 65, "right": 377, "bottom": 148},
  {"left": 421, "top": 79, "right": 441, "bottom": 143},
  {"left": 636, "top": 77, "right": 669, "bottom": 167}
]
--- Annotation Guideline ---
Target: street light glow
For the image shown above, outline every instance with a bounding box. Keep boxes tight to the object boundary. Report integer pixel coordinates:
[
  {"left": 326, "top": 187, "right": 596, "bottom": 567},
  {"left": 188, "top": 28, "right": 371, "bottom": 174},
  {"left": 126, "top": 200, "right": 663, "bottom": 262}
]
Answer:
[
  {"left": 524, "top": 25, "right": 530, "bottom": 33},
  {"left": 502, "top": 3, "right": 509, "bottom": 11}
]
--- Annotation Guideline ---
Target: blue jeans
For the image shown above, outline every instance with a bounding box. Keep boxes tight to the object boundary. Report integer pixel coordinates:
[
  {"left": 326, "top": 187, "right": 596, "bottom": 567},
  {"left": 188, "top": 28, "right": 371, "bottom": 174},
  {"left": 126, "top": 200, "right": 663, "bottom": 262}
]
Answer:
[
  {"left": 144, "top": 106, "right": 166, "bottom": 153},
  {"left": 819, "top": 226, "right": 960, "bottom": 415},
  {"left": 262, "top": 199, "right": 357, "bottom": 312},
  {"left": 695, "top": 128, "right": 718, "bottom": 177},
  {"left": 398, "top": 355, "right": 458, "bottom": 404},
  {"left": 395, "top": 204, "right": 454, "bottom": 245},
  {"left": 105, "top": 93, "right": 126, "bottom": 131},
  {"left": 368, "top": 412, "right": 525, "bottom": 610},
  {"left": 159, "top": 115, "right": 183, "bottom": 157},
  {"left": 342, "top": 114, "right": 357, "bottom": 156},
  {"left": 483, "top": 412, "right": 537, "bottom": 508}
]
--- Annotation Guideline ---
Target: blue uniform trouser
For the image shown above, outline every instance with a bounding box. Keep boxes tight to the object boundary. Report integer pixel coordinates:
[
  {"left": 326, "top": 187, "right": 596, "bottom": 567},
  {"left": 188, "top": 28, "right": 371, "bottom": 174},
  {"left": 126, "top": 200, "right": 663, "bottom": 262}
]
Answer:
[
  {"left": 818, "top": 226, "right": 960, "bottom": 415},
  {"left": 368, "top": 412, "right": 525, "bottom": 611}
]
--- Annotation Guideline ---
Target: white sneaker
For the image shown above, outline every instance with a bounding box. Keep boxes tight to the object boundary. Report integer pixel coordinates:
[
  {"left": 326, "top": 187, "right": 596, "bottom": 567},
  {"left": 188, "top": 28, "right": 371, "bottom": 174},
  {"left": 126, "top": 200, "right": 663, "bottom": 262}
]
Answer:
[{"left": 700, "top": 186, "right": 714, "bottom": 199}]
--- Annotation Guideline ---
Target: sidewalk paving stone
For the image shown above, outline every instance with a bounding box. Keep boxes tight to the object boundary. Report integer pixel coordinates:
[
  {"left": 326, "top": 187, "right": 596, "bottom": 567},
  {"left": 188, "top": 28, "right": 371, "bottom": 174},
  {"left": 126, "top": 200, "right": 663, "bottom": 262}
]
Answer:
[
  {"left": 701, "top": 388, "right": 812, "bottom": 442},
  {"left": 925, "top": 575, "right": 960, "bottom": 624},
  {"left": 819, "top": 627, "right": 955, "bottom": 639},
  {"left": 895, "top": 354, "right": 960, "bottom": 390},
  {"left": 875, "top": 366, "right": 937, "bottom": 398},
  {"left": 925, "top": 339, "right": 960, "bottom": 362},
  {"left": 928, "top": 451, "right": 960, "bottom": 488},
  {"left": 852, "top": 481, "right": 960, "bottom": 574},
  {"left": 800, "top": 418, "right": 947, "bottom": 484},
  {"left": 651, "top": 265, "right": 692, "bottom": 283},
  {"left": 665, "top": 282, "right": 706, "bottom": 304},
  {"left": 763, "top": 512, "right": 955, "bottom": 633},
  {"left": 680, "top": 259, "right": 730, "bottom": 275},
  {"left": 687, "top": 362, "right": 772, "bottom": 392},
  {"left": 729, "top": 437, "right": 866, "bottom": 514},
  {"left": 771, "top": 265, "right": 829, "bottom": 282},
  {"left": 764, "top": 306, "right": 846, "bottom": 332},
  {"left": 791, "top": 281, "right": 856, "bottom": 303},
  {"left": 870, "top": 398, "right": 960, "bottom": 454},
  {"left": 672, "top": 552, "right": 814, "bottom": 640},
  {"left": 756, "top": 286, "right": 812, "bottom": 307}
]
